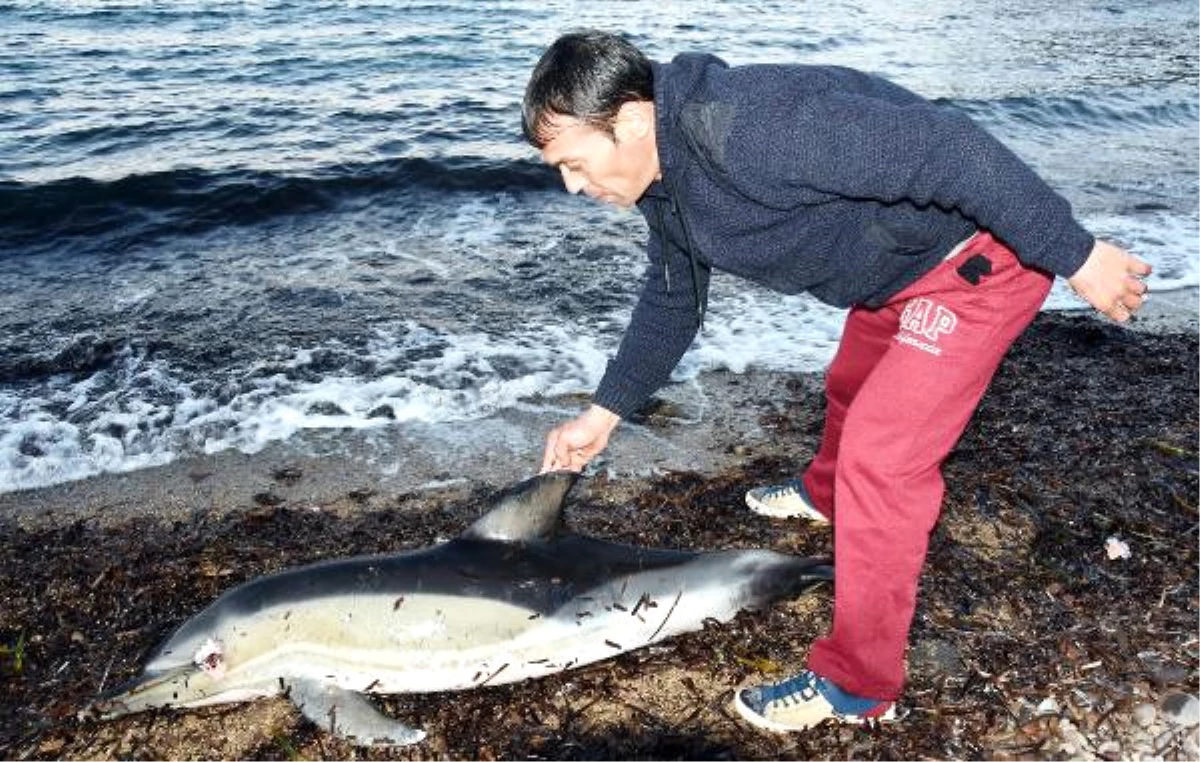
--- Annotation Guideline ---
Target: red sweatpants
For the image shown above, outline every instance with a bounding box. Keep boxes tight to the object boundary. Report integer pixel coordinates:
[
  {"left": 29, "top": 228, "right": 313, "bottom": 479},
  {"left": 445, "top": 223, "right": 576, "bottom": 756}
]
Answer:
[{"left": 803, "top": 232, "right": 1052, "bottom": 700}]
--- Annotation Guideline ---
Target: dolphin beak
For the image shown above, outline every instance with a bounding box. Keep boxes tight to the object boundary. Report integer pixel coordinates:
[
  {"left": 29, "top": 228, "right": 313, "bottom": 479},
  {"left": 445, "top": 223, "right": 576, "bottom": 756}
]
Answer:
[{"left": 80, "top": 662, "right": 210, "bottom": 721}]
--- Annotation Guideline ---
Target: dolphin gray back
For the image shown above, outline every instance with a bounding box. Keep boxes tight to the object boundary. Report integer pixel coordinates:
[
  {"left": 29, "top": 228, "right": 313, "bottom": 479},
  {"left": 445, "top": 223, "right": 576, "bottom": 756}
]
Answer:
[{"left": 461, "top": 471, "right": 578, "bottom": 543}]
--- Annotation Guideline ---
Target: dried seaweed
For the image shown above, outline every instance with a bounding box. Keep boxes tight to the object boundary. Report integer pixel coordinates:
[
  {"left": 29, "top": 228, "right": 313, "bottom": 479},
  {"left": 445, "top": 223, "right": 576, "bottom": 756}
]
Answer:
[{"left": 1, "top": 314, "right": 1196, "bottom": 760}]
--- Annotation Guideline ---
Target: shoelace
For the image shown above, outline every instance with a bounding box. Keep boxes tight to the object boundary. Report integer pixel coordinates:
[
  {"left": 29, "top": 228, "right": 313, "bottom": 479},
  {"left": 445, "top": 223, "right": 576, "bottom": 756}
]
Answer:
[
  {"left": 762, "top": 672, "right": 819, "bottom": 707},
  {"left": 761, "top": 480, "right": 803, "bottom": 501}
]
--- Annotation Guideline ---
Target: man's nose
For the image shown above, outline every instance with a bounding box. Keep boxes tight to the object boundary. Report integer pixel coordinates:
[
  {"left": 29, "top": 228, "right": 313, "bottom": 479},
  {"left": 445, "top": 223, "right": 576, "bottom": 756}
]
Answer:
[{"left": 560, "top": 166, "right": 586, "bottom": 195}]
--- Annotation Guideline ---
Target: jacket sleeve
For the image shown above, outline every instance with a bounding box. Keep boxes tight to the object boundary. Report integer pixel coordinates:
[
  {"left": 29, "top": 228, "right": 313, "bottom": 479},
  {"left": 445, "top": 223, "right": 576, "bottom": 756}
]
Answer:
[
  {"left": 591, "top": 219, "right": 707, "bottom": 419},
  {"left": 727, "top": 91, "right": 1095, "bottom": 278}
]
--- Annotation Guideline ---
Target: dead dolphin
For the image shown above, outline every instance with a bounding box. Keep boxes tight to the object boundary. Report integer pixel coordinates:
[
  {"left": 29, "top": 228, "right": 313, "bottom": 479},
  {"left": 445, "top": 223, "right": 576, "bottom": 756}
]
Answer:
[{"left": 83, "top": 471, "right": 831, "bottom": 745}]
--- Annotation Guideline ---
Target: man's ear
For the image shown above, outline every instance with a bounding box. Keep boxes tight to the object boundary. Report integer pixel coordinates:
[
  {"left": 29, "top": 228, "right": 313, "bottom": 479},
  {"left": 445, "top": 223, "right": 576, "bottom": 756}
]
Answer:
[{"left": 613, "top": 101, "right": 653, "bottom": 144}]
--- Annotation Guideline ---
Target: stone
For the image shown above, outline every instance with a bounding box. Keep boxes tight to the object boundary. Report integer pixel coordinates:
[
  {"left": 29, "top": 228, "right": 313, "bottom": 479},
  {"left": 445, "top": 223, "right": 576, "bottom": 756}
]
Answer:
[
  {"left": 1162, "top": 693, "right": 1200, "bottom": 727},
  {"left": 367, "top": 404, "right": 396, "bottom": 419},
  {"left": 1183, "top": 727, "right": 1200, "bottom": 758},
  {"left": 306, "top": 401, "right": 347, "bottom": 416},
  {"left": 1035, "top": 696, "right": 1060, "bottom": 716},
  {"left": 1133, "top": 702, "right": 1157, "bottom": 728}
]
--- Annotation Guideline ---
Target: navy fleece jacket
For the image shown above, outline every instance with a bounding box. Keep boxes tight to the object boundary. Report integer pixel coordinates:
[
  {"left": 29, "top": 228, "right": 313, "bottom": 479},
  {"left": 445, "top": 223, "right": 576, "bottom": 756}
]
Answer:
[{"left": 591, "top": 53, "right": 1095, "bottom": 419}]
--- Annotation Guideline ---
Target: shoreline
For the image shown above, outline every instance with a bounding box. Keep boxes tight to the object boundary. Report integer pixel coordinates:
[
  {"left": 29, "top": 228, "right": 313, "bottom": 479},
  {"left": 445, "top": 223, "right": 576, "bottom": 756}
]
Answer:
[
  {"left": 0, "top": 363, "right": 824, "bottom": 531},
  {"left": 3, "top": 292, "right": 1196, "bottom": 531},
  {"left": 1, "top": 310, "right": 1197, "bottom": 760}
]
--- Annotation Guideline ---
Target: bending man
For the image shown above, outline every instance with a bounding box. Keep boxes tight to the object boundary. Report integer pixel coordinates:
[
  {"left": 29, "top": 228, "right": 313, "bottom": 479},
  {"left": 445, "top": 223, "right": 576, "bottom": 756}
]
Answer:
[{"left": 523, "top": 30, "right": 1149, "bottom": 732}]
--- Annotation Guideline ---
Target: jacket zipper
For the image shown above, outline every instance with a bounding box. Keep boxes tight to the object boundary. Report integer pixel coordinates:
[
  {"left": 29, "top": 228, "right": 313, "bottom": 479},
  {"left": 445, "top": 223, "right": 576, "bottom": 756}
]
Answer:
[{"left": 647, "top": 180, "right": 708, "bottom": 329}]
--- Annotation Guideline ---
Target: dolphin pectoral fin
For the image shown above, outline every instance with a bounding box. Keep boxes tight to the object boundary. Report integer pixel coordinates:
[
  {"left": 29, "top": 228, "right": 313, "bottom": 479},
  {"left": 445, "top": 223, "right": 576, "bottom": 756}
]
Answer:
[{"left": 286, "top": 679, "right": 426, "bottom": 747}]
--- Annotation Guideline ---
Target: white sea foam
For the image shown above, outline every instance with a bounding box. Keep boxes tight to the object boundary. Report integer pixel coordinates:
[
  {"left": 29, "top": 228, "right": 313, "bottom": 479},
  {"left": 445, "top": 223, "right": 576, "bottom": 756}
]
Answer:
[
  {"left": 0, "top": 406, "right": 175, "bottom": 493},
  {"left": 0, "top": 322, "right": 614, "bottom": 494},
  {"left": 681, "top": 291, "right": 846, "bottom": 379},
  {"left": 3, "top": 201, "right": 1194, "bottom": 497}
]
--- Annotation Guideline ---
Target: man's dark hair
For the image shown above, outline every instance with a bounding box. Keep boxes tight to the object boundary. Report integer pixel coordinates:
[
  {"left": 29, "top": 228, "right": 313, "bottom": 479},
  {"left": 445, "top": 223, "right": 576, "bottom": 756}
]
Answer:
[{"left": 522, "top": 30, "right": 654, "bottom": 148}]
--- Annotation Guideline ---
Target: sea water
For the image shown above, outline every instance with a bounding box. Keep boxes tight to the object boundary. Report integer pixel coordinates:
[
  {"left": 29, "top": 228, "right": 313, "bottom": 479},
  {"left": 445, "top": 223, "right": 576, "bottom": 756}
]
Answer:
[{"left": 1, "top": 0, "right": 1196, "bottom": 493}]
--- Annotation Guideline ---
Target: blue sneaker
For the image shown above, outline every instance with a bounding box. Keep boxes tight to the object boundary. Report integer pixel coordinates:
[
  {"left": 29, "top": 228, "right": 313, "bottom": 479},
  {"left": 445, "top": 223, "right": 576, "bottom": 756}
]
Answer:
[
  {"left": 732, "top": 670, "right": 895, "bottom": 733},
  {"left": 744, "top": 479, "right": 828, "bottom": 522}
]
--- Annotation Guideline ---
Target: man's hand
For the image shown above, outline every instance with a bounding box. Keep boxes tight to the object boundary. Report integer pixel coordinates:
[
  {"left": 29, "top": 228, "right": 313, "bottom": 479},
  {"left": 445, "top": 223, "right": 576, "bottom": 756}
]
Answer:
[
  {"left": 541, "top": 405, "right": 621, "bottom": 473},
  {"left": 1067, "top": 240, "right": 1152, "bottom": 323}
]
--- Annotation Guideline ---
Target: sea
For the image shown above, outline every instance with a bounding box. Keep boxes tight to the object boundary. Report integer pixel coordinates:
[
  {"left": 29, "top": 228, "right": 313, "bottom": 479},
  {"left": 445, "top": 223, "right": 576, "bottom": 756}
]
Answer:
[{"left": 2, "top": 0, "right": 1197, "bottom": 495}]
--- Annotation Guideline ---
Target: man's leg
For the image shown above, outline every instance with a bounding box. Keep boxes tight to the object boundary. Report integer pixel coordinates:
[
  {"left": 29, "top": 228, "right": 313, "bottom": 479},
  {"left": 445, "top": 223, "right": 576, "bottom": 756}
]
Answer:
[
  {"left": 734, "top": 234, "right": 1054, "bottom": 734},
  {"left": 801, "top": 304, "right": 901, "bottom": 519},
  {"left": 746, "top": 305, "right": 897, "bottom": 521},
  {"left": 807, "top": 234, "right": 1052, "bottom": 700}
]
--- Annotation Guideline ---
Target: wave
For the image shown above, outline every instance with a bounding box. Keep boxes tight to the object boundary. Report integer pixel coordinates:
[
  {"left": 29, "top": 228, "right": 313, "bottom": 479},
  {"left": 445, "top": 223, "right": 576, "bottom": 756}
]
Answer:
[
  {"left": 943, "top": 93, "right": 1199, "bottom": 133},
  {"left": 0, "top": 333, "right": 124, "bottom": 385},
  {"left": 0, "top": 156, "right": 559, "bottom": 255},
  {"left": 0, "top": 320, "right": 609, "bottom": 494}
]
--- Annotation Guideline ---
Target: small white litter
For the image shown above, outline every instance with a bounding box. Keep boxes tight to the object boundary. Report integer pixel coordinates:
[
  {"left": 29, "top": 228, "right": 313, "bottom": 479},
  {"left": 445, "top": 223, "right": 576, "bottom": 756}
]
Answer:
[{"left": 1105, "top": 536, "right": 1131, "bottom": 561}]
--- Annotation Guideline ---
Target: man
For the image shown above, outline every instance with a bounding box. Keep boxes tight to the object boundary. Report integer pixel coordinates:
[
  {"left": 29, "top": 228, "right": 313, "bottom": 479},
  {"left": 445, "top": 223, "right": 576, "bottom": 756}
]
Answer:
[{"left": 522, "top": 30, "right": 1150, "bottom": 732}]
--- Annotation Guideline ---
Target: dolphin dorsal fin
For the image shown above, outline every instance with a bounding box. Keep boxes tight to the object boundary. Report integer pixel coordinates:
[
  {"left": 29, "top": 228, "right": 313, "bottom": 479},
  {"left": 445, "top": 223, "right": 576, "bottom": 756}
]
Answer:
[{"left": 462, "top": 471, "right": 579, "bottom": 543}]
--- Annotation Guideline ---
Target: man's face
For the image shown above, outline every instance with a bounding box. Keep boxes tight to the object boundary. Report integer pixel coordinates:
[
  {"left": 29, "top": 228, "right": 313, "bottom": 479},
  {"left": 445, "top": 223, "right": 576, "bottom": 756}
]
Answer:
[{"left": 538, "top": 105, "right": 659, "bottom": 209}]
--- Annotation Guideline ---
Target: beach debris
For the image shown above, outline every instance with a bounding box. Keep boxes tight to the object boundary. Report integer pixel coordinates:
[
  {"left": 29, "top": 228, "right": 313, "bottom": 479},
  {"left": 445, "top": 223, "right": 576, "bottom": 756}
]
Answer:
[
  {"left": 0, "top": 632, "right": 27, "bottom": 673},
  {"left": 1105, "top": 536, "right": 1131, "bottom": 560},
  {"left": 733, "top": 652, "right": 784, "bottom": 675},
  {"left": 1147, "top": 440, "right": 1194, "bottom": 458},
  {"left": 271, "top": 466, "right": 304, "bottom": 484}
]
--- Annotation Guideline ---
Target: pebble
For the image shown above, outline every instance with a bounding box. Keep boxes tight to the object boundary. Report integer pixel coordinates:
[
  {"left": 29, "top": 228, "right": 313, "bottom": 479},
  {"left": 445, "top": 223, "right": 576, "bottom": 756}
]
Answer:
[
  {"left": 1132, "top": 702, "right": 1157, "bottom": 728},
  {"left": 1184, "top": 727, "right": 1200, "bottom": 758},
  {"left": 1056, "top": 720, "right": 1085, "bottom": 757},
  {"left": 1153, "top": 663, "right": 1191, "bottom": 685},
  {"left": 37, "top": 738, "right": 65, "bottom": 755},
  {"left": 1036, "top": 696, "right": 1060, "bottom": 716},
  {"left": 1162, "top": 693, "right": 1200, "bottom": 727}
]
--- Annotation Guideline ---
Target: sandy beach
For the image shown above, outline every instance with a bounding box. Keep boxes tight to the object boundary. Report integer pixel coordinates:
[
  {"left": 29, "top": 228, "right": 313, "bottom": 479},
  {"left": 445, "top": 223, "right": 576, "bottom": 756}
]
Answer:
[{"left": 1, "top": 307, "right": 1197, "bottom": 760}]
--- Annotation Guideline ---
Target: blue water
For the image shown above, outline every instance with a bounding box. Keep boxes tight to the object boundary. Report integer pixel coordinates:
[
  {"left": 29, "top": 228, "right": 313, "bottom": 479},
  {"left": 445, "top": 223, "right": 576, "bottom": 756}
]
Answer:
[{"left": 2, "top": 0, "right": 1197, "bottom": 493}]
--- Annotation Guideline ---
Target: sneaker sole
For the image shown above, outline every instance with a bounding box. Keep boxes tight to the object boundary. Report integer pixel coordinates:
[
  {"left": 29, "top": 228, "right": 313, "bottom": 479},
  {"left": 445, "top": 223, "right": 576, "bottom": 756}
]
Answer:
[
  {"left": 731, "top": 691, "right": 897, "bottom": 733},
  {"left": 744, "top": 492, "right": 830, "bottom": 522}
]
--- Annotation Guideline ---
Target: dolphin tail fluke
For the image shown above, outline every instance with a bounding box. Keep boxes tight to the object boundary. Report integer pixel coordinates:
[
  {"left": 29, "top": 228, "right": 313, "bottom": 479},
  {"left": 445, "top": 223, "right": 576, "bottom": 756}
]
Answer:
[
  {"left": 287, "top": 679, "right": 426, "bottom": 747},
  {"left": 805, "top": 560, "right": 834, "bottom": 582},
  {"left": 745, "top": 554, "right": 834, "bottom": 604},
  {"left": 794, "top": 557, "right": 834, "bottom": 589}
]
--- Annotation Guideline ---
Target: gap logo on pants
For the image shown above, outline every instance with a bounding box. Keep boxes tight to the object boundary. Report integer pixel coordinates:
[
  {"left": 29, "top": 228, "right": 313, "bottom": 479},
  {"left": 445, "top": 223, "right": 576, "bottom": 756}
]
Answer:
[{"left": 895, "top": 298, "right": 958, "bottom": 355}]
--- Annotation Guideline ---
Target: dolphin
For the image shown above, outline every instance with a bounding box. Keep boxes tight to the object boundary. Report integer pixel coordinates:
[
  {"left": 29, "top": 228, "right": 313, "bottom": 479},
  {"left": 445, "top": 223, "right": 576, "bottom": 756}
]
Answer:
[{"left": 83, "top": 471, "right": 831, "bottom": 746}]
